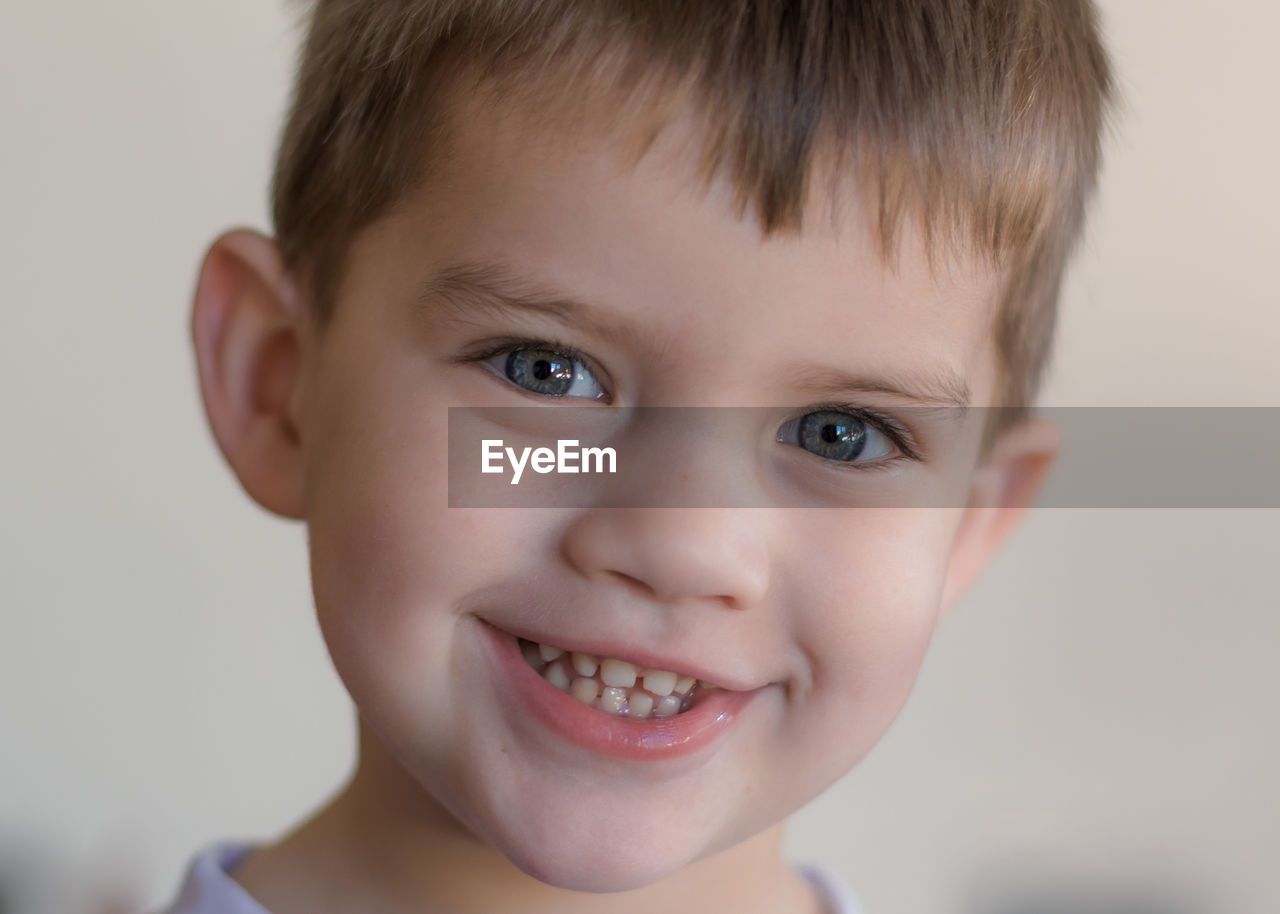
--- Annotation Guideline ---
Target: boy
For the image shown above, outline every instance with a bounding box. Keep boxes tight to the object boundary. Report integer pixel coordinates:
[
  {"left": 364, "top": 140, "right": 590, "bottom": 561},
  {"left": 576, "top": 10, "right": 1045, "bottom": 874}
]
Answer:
[{"left": 166, "top": 1, "right": 1111, "bottom": 911}]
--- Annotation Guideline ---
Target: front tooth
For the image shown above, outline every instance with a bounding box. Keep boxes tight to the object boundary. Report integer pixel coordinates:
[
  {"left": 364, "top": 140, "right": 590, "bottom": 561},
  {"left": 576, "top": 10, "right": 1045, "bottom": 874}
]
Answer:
[
  {"left": 570, "top": 677, "right": 598, "bottom": 704},
  {"left": 571, "top": 652, "right": 598, "bottom": 677},
  {"left": 600, "top": 686, "right": 628, "bottom": 715},
  {"left": 601, "top": 658, "right": 637, "bottom": 688},
  {"left": 642, "top": 670, "right": 677, "bottom": 696},
  {"left": 655, "top": 694, "right": 682, "bottom": 717},
  {"left": 544, "top": 663, "right": 570, "bottom": 691},
  {"left": 628, "top": 692, "right": 654, "bottom": 718},
  {"left": 673, "top": 675, "right": 696, "bottom": 695},
  {"left": 538, "top": 643, "right": 564, "bottom": 662}
]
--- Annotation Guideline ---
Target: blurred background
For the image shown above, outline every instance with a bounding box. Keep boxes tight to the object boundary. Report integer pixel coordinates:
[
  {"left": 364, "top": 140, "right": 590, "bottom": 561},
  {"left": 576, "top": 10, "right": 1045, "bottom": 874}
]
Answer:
[{"left": 1, "top": 1, "right": 1276, "bottom": 912}]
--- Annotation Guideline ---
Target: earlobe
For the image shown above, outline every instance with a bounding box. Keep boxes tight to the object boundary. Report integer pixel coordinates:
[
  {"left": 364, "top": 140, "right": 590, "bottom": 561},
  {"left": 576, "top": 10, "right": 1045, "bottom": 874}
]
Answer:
[
  {"left": 191, "top": 229, "right": 308, "bottom": 520},
  {"left": 937, "top": 417, "right": 1061, "bottom": 618}
]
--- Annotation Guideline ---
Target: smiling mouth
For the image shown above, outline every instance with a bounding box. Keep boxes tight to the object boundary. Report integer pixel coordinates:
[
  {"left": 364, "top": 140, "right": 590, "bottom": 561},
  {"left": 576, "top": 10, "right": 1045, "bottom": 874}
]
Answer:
[{"left": 517, "top": 637, "right": 714, "bottom": 719}]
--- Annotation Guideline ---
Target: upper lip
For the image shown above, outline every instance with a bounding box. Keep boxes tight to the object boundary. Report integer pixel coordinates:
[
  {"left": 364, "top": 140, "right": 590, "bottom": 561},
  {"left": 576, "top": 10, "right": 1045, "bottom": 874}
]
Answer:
[{"left": 485, "top": 618, "right": 764, "bottom": 692}]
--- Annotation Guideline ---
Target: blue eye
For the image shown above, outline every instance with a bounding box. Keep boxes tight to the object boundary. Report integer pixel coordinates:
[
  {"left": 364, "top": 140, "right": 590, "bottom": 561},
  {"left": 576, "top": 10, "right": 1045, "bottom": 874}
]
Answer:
[
  {"left": 486, "top": 346, "right": 606, "bottom": 400},
  {"left": 777, "top": 409, "right": 897, "bottom": 465}
]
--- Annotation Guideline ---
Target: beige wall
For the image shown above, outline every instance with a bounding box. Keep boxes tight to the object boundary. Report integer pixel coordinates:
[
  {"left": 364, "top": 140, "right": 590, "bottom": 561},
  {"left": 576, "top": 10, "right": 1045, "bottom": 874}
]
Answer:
[{"left": 1, "top": 1, "right": 1275, "bottom": 912}]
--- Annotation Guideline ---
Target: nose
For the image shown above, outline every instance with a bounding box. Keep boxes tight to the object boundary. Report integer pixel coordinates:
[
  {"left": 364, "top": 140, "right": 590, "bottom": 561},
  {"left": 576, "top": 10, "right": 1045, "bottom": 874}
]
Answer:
[{"left": 559, "top": 507, "right": 771, "bottom": 610}]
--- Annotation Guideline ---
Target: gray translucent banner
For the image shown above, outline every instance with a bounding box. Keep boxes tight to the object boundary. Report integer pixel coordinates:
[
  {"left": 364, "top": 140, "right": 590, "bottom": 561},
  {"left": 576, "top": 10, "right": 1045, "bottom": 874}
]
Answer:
[{"left": 447, "top": 407, "right": 1280, "bottom": 508}]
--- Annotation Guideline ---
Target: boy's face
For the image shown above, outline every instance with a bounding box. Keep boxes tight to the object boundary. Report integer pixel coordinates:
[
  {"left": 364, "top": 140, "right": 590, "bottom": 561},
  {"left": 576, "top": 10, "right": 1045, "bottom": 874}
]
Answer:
[{"left": 213, "top": 93, "right": 1042, "bottom": 892}]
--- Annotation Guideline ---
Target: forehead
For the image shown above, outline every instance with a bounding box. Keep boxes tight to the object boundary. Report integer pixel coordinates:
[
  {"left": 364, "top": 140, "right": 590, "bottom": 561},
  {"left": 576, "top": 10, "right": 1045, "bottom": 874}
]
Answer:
[{"left": 383, "top": 88, "right": 1003, "bottom": 406}]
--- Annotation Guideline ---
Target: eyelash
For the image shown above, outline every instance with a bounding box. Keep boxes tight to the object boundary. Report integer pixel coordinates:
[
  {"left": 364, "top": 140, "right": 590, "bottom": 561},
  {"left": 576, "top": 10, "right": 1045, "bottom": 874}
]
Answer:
[
  {"left": 461, "top": 335, "right": 610, "bottom": 398},
  {"left": 459, "top": 337, "right": 925, "bottom": 466},
  {"left": 782, "top": 401, "right": 924, "bottom": 465}
]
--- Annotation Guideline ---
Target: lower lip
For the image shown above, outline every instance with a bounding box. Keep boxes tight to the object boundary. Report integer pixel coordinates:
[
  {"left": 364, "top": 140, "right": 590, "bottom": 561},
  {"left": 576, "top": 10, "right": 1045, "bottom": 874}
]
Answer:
[{"left": 478, "top": 620, "right": 760, "bottom": 761}]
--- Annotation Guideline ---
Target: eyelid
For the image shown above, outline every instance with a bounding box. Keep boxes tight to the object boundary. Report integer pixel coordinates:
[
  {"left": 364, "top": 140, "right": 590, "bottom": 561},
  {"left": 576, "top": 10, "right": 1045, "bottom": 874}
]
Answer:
[
  {"left": 461, "top": 336, "right": 614, "bottom": 402},
  {"left": 781, "top": 401, "right": 924, "bottom": 463}
]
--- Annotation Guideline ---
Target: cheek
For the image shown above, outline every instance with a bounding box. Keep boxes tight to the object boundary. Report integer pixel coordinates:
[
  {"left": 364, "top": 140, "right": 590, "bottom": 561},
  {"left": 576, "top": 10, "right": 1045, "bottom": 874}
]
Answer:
[
  {"left": 780, "top": 509, "right": 959, "bottom": 751},
  {"left": 300, "top": 380, "right": 536, "bottom": 699}
]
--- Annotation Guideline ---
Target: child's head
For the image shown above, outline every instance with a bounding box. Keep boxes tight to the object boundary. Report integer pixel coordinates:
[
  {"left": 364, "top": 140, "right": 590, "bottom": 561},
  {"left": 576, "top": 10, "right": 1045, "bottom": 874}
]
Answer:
[{"left": 191, "top": 0, "right": 1111, "bottom": 898}]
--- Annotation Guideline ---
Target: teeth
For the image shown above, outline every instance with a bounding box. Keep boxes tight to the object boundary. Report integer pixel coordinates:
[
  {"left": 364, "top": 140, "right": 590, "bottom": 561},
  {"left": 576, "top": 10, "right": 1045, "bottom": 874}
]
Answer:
[
  {"left": 538, "top": 643, "right": 564, "bottom": 662},
  {"left": 600, "top": 687, "right": 628, "bottom": 715},
  {"left": 642, "top": 669, "right": 677, "bottom": 696},
  {"left": 628, "top": 692, "right": 654, "bottom": 718},
  {"left": 570, "top": 677, "right": 598, "bottom": 704},
  {"left": 571, "top": 652, "right": 598, "bottom": 677},
  {"left": 544, "top": 663, "right": 570, "bottom": 691},
  {"left": 655, "top": 694, "right": 682, "bottom": 717},
  {"left": 600, "top": 658, "right": 638, "bottom": 688},
  {"left": 519, "top": 638, "right": 707, "bottom": 718}
]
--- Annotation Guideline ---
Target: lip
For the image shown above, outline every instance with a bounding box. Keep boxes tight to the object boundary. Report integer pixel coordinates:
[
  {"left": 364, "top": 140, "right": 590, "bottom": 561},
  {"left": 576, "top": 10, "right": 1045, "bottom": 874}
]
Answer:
[
  {"left": 487, "top": 621, "right": 758, "bottom": 692},
  {"left": 478, "top": 619, "right": 762, "bottom": 761}
]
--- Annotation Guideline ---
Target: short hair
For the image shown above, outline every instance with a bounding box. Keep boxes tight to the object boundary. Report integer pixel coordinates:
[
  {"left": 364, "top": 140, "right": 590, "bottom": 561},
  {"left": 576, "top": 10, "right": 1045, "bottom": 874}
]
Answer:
[{"left": 272, "top": 0, "right": 1113, "bottom": 442}]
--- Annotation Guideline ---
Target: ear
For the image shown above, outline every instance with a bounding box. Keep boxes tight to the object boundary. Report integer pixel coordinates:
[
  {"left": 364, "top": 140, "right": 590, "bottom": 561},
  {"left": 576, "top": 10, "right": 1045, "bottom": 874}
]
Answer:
[
  {"left": 191, "top": 229, "right": 307, "bottom": 520},
  {"left": 937, "top": 416, "right": 1061, "bottom": 618}
]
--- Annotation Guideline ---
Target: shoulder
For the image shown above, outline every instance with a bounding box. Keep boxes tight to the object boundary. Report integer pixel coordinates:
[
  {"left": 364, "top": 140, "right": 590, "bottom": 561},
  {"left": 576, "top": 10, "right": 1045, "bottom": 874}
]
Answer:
[
  {"left": 794, "top": 861, "right": 867, "bottom": 914},
  {"left": 156, "top": 842, "right": 273, "bottom": 914}
]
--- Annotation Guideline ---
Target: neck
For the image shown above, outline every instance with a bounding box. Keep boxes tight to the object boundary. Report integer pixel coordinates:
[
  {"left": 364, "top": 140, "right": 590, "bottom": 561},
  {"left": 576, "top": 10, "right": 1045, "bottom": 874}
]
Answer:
[{"left": 232, "top": 719, "right": 825, "bottom": 914}]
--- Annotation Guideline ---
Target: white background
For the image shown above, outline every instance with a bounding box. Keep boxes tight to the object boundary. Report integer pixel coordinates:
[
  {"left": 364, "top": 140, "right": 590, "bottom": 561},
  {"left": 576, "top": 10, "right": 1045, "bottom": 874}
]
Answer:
[{"left": 1, "top": 1, "right": 1276, "bottom": 912}]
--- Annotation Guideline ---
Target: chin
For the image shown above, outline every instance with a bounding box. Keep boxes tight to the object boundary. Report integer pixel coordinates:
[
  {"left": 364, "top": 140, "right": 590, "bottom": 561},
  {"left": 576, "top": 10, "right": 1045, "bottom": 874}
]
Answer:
[
  {"left": 478, "top": 808, "right": 707, "bottom": 893},
  {"left": 503, "top": 846, "right": 685, "bottom": 893}
]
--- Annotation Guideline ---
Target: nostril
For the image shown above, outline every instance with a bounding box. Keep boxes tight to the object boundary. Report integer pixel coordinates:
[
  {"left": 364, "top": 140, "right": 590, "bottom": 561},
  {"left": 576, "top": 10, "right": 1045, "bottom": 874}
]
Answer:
[
  {"left": 607, "top": 571, "right": 743, "bottom": 612},
  {"left": 604, "top": 569, "right": 656, "bottom": 599}
]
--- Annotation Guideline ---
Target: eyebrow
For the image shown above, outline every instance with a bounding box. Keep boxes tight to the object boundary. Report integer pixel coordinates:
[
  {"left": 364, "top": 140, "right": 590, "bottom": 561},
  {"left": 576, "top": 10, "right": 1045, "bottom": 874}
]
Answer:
[
  {"left": 789, "top": 364, "right": 971, "bottom": 410},
  {"left": 418, "top": 260, "right": 972, "bottom": 410},
  {"left": 418, "top": 261, "right": 654, "bottom": 352}
]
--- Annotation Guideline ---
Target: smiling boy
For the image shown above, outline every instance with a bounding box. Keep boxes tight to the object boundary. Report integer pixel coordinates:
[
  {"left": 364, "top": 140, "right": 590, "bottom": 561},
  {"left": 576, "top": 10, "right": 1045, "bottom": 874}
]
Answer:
[{"left": 167, "top": 2, "right": 1112, "bottom": 912}]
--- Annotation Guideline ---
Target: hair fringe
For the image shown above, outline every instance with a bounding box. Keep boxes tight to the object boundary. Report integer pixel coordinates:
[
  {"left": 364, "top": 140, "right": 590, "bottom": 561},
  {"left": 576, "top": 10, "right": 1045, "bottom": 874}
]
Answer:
[{"left": 271, "top": 0, "right": 1114, "bottom": 431}]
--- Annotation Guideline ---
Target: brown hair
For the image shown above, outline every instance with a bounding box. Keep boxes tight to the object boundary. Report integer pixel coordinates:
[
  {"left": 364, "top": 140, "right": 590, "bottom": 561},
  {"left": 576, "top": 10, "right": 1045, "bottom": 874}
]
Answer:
[{"left": 272, "top": 0, "right": 1112, "bottom": 438}]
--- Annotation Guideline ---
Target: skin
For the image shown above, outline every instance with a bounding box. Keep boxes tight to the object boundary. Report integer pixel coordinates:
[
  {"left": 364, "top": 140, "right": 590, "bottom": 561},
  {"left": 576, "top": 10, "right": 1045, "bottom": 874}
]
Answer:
[{"left": 191, "top": 91, "right": 1059, "bottom": 914}]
